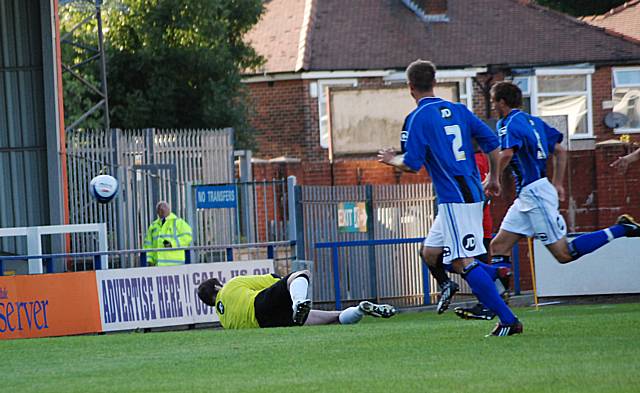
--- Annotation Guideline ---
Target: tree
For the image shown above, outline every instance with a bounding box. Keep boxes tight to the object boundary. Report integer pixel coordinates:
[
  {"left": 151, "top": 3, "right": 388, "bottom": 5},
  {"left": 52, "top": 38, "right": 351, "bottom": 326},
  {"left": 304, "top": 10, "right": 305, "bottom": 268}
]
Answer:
[
  {"left": 535, "top": 0, "right": 627, "bottom": 17},
  {"left": 61, "top": 0, "right": 265, "bottom": 148}
]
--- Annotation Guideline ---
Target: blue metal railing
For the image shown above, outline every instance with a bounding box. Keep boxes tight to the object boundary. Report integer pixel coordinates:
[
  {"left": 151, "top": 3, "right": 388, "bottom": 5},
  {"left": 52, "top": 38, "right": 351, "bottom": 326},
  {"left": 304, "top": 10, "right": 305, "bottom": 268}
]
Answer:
[
  {"left": 316, "top": 237, "right": 425, "bottom": 310},
  {"left": 316, "top": 237, "right": 521, "bottom": 310},
  {"left": 0, "top": 241, "right": 294, "bottom": 276}
]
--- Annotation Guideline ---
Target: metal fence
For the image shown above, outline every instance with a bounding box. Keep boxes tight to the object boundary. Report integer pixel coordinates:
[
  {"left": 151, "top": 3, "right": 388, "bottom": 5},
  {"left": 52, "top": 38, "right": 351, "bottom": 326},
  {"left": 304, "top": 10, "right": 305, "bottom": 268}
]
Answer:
[
  {"left": 295, "top": 183, "right": 472, "bottom": 308},
  {"left": 65, "top": 128, "right": 234, "bottom": 270},
  {"left": 0, "top": 241, "right": 297, "bottom": 277}
]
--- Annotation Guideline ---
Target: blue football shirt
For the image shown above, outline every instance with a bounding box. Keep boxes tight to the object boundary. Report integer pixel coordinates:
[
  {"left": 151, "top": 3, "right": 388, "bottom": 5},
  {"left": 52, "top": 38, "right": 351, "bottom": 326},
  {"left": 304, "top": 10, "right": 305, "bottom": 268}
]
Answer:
[
  {"left": 402, "top": 97, "right": 500, "bottom": 204},
  {"left": 497, "top": 109, "right": 563, "bottom": 195},
  {"left": 400, "top": 114, "right": 410, "bottom": 153}
]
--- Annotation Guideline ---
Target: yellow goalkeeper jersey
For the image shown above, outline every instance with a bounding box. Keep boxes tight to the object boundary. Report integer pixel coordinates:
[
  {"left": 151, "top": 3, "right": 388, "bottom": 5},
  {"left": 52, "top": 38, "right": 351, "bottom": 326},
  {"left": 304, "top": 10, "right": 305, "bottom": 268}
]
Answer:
[{"left": 214, "top": 274, "right": 279, "bottom": 329}]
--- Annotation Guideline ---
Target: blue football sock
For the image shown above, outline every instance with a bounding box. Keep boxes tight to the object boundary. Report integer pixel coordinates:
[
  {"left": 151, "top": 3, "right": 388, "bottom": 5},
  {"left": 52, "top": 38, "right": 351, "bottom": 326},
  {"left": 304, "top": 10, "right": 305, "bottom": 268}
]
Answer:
[
  {"left": 477, "top": 261, "right": 500, "bottom": 280},
  {"left": 463, "top": 261, "right": 517, "bottom": 325},
  {"left": 567, "top": 225, "right": 626, "bottom": 259}
]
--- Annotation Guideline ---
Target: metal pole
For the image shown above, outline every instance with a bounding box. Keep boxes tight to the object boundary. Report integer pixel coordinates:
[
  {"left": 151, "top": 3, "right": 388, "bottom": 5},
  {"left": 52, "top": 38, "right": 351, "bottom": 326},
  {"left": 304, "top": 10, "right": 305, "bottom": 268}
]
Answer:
[
  {"left": 113, "top": 142, "right": 125, "bottom": 252},
  {"left": 287, "top": 176, "right": 297, "bottom": 241},
  {"left": 95, "top": 0, "right": 110, "bottom": 131},
  {"left": 186, "top": 181, "right": 198, "bottom": 263},
  {"left": 294, "top": 184, "right": 305, "bottom": 260},
  {"left": 237, "top": 150, "right": 254, "bottom": 243},
  {"left": 332, "top": 245, "right": 341, "bottom": 310},
  {"left": 366, "top": 185, "right": 378, "bottom": 302},
  {"left": 527, "top": 238, "right": 539, "bottom": 310},
  {"left": 513, "top": 242, "right": 520, "bottom": 295},
  {"left": 422, "top": 260, "right": 431, "bottom": 305}
]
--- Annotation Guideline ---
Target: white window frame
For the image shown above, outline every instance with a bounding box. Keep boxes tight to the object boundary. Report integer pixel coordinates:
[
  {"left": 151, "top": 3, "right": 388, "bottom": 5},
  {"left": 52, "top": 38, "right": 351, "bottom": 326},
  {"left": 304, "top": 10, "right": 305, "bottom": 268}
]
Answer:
[
  {"left": 512, "top": 76, "right": 533, "bottom": 113},
  {"left": 383, "top": 69, "right": 480, "bottom": 110},
  {"left": 511, "top": 67, "right": 594, "bottom": 140},
  {"left": 612, "top": 67, "right": 640, "bottom": 134},
  {"left": 437, "top": 77, "right": 473, "bottom": 109},
  {"left": 317, "top": 79, "right": 358, "bottom": 149},
  {"left": 534, "top": 67, "right": 594, "bottom": 140}
]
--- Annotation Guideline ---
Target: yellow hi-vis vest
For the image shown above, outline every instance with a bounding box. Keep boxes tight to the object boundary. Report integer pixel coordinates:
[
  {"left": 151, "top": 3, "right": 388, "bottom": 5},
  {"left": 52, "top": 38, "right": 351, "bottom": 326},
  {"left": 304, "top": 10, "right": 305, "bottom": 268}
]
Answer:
[{"left": 143, "top": 213, "right": 193, "bottom": 266}]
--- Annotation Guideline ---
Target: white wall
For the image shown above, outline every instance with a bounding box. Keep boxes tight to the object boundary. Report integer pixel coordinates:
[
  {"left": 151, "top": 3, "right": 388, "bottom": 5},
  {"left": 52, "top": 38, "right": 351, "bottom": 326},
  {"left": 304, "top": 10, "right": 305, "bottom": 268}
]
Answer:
[{"left": 534, "top": 238, "right": 640, "bottom": 296}]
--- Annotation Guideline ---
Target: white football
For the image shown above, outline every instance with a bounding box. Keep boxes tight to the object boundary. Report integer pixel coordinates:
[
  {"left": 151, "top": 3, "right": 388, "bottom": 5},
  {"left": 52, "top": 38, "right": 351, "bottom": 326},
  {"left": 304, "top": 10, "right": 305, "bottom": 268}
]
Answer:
[{"left": 89, "top": 174, "right": 119, "bottom": 203}]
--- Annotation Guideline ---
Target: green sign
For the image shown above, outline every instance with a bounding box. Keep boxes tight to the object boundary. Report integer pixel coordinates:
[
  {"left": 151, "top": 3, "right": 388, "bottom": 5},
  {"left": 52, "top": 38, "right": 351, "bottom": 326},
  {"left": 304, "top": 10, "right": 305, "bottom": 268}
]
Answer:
[{"left": 338, "top": 202, "right": 368, "bottom": 233}]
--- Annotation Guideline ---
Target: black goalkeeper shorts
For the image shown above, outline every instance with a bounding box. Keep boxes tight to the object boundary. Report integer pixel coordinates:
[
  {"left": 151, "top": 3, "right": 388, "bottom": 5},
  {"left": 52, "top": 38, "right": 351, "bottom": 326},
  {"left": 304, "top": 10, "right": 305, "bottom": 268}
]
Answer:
[{"left": 254, "top": 273, "right": 296, "bottom": 328}]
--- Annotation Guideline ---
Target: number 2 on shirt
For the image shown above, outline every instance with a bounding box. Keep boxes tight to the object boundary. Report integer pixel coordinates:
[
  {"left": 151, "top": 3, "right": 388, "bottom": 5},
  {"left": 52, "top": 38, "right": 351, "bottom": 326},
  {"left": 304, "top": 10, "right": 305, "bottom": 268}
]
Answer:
[{"left": 444, "top": 125, "right": 466, "bottom": 161}]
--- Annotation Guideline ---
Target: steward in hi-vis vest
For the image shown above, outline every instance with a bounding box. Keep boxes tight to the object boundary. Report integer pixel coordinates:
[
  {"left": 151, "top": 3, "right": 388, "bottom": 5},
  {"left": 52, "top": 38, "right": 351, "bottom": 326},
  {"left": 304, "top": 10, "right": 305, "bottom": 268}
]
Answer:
[{"left": 143, "top": 201, "right": 193, "bottom": 266}]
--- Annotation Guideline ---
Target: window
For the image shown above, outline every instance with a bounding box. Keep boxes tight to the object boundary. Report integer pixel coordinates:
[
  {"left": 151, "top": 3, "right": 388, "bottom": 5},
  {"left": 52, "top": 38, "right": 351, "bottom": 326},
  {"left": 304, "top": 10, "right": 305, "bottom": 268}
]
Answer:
[
  {"left": 382, "top": 70, "right": 480, "bottom": 110},
  {"left": 511, "top": 68, "right": 594, "bottom": 139},
  {"left": 612, "top": 68, "right": 640, "bottom": 133},
  {"left": 317, "top": 79, "right": 358, "bottom": 148},
  {"left": 438, "top": 78, "right": 470, "bottom": 108},
  {"left": 513, "top": 76, "right": 532, "bottom": 113},
  {"left": 536, "top": 74, "right": 591, "bottom": 138}
]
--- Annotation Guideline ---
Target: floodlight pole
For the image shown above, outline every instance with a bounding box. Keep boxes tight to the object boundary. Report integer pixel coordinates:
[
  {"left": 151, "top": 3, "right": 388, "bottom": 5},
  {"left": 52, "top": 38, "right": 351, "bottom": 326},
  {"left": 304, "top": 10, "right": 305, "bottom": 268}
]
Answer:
[
  {"left": 96, "top": 0, "right": 110, "bottom": 131},
  {"left": 60, "top": 0, "right": 123, "bottom": 251},
  {"left": 61, "top": 0, "right": 110, "bottom": 133}
]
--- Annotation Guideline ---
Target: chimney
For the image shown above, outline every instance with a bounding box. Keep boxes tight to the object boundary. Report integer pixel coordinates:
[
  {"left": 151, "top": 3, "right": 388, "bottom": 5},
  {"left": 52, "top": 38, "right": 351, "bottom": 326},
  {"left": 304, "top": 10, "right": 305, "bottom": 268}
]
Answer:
[{"left": 414, "top": 0, "right": 447, "bottom": 15}]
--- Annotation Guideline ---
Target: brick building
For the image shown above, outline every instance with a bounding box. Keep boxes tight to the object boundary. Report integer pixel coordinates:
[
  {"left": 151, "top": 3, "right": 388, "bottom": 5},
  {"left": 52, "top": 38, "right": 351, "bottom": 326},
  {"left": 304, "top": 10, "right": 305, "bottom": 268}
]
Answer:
[{"left": 243, "top": 0, "right": 640, "bottom": 288}]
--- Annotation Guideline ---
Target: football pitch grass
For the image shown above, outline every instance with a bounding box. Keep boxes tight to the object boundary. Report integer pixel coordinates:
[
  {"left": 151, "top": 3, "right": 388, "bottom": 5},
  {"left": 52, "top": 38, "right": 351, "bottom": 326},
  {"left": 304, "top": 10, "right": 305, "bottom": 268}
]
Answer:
[{"left": 4, "top": 303, "right": 640, "bottom": 393}]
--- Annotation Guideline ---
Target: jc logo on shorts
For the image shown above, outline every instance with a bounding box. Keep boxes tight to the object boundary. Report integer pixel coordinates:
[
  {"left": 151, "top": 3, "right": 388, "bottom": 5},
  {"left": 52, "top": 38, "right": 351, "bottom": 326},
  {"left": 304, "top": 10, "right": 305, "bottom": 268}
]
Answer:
[{"left": 462, "top": 234, "right": 476, "bottom": 251}]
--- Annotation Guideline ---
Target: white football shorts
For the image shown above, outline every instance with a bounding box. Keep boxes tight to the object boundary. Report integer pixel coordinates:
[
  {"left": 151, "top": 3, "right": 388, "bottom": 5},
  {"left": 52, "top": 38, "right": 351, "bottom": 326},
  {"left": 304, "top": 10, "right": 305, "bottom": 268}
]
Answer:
[
  {"left": 499, "top": 178, "right": 567, "bottom": 245},
  {"left": 423, "top": 202, "right": 486, "bottom": 264}
]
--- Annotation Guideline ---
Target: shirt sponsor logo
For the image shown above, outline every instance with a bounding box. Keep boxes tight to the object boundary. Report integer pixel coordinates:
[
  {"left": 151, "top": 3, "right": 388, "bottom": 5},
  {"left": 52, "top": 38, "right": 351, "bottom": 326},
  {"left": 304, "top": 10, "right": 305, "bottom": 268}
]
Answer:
[
  {"left": 462, "top": 234, "right": 476, "bottom": 252},
  {"left": 440, "top": 107, "right": 452, "bottom": 119},
  {"left": 217, "top": 301, "right": 225, "bottom": 315}
]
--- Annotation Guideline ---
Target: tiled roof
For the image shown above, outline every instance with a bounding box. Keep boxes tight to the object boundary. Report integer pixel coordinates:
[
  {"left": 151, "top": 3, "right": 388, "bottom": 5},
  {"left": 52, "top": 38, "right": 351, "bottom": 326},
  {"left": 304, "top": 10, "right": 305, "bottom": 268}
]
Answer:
[
  {"left": 244, "top": 0, "right": 309, "bottom": 74},
  {"left": 581, "top": 0, "right": 640, "bottom": 42},
  {"left": 246, "top": 0, "right": 640, "bottom": 74}
]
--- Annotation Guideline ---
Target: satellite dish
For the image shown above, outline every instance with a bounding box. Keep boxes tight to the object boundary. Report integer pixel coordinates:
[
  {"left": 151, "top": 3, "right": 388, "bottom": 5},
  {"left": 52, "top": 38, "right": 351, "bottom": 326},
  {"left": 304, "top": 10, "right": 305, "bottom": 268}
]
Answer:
[{"left": 604, "top": 112, "right": 628, "bottom": 129}]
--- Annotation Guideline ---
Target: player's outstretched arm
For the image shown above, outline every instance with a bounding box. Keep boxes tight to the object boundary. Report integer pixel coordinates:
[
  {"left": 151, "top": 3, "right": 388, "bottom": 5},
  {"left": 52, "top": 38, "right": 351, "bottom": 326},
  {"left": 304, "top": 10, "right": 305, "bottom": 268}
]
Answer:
[
  {"left": 484, "top": 148, "right": 502, "bottom": 197},
  {"left": 552, "top": 143, "right": 567, "bottom": 201},
  {"left": 377, "top": 148, "right": 416, "bottom": 172},
  {"left": 610, "top": 147, "right": 640, "bottom": 172}
]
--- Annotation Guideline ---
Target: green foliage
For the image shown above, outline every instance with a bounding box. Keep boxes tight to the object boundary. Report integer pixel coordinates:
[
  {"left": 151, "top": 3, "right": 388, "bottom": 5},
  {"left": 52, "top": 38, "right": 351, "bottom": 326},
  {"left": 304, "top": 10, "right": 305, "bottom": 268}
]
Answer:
[
  {"left": 535, "top": 0, "right": 627, "bottom": 16},
  {"left": 3, "top": 303, "right": 640, "bottom": 392},
  {"left": 60, "top": 0, "right": 264, "bottom": 148}
]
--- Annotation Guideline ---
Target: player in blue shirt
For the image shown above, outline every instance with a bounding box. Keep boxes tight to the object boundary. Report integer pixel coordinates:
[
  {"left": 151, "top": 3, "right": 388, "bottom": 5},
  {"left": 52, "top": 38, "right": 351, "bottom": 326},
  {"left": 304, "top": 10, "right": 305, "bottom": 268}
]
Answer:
[
  {"left": 379, "top": 60, "right": 522, "bottom": 336},
  {"left": 403, "top": 115, "right": 510, "bottom": 317},
  {"left": 489, "top": 81, "right": 640, "bottom": 276},
  {"left": 401, "top": 114, "right": 460, "bottom": 314}
]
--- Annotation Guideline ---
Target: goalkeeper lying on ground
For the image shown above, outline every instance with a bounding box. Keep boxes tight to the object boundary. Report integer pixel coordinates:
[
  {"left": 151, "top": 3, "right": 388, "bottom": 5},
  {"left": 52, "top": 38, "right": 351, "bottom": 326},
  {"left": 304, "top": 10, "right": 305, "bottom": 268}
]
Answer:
[{"left": 197, "top": 270, "right": 397, "bottom": 329}]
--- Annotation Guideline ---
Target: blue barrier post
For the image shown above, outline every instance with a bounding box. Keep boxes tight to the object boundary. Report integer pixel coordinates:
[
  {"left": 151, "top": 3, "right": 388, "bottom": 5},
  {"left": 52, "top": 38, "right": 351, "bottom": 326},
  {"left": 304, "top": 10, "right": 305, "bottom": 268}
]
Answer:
[
  {"left": 422, "top": 261, "right": 431, "bottom": 305},
  {"left": 513, "top": 242, "right": 520, "bottom": 295},
  {"left": 45, "top": 258, "right": 53, "bottom": 274},
  {"left": 332, "top": 246, "right": 341, "bottom": 310},
  {"left": 94, "top": 254, "right": 102, "bottom": 270},
  {"left": 0, "top": 259, "right": 3, "bottom": 276},
  {"left": 185, "top": 250, "right": 191, "bottom": 264},
  {"left": 267, "top": 245, "right": 274, "bottom": 259},
  {"left": 140, "top": 252, "right": 148, "bottom": 267},
  {"left": 226, "top": 248, "right": 234, "bottom": 261}
]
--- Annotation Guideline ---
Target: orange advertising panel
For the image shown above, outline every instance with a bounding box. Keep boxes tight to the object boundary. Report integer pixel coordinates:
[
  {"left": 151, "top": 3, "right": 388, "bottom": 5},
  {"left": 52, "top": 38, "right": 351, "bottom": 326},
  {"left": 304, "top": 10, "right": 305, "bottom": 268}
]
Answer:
[{"left": 0, "top": 271, "right": 102, "bottom": 339}]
